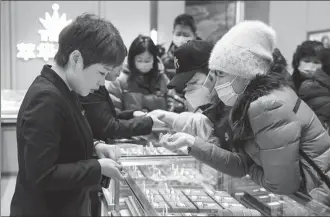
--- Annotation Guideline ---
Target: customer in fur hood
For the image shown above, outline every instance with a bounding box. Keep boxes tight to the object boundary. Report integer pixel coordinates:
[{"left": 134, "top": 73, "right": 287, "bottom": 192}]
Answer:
[{"left": 160, "top": 20, "right": 330, "bottom": 206}]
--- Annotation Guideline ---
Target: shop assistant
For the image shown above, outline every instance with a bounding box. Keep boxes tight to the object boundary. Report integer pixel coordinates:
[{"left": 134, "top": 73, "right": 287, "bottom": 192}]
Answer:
[{"left": 10, "top": 14, "right": 127, "bottom": 216}]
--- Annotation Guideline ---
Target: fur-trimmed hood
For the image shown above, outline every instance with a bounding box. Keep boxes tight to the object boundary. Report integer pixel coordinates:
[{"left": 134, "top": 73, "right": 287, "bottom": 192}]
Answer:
[
  {"left": 221, "top": 69, "right": 330, "bottom": 196},
  {"left": 230, "top": 71, "right": 293, "bottom": 142}
]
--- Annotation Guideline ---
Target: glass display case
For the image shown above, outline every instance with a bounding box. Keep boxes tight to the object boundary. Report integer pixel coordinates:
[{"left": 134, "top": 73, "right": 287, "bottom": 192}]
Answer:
[
  {"left": 1, "top": 89, "right": 26, "bottom": 123},
  {"left": 101, "top": 155, "right": 330, "bottom": 216},
  {"left": 109, "top": 131, "right": 188, "bottom": 157}
]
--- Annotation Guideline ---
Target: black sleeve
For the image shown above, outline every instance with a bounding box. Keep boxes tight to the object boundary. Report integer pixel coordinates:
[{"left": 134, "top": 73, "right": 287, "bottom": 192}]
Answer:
[
  {"left": 82, "top": 100, "right": 153, "bottom": 140},
  {"left": 22, "top": 91, "right": 101, "bottom": 191},
  {"left": 117, "top": 110, "right": 135, "bottom": 120}
]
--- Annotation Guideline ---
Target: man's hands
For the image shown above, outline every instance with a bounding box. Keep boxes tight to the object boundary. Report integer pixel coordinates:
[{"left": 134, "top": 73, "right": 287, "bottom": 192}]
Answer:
[
  {"left": 95, "top": 143, "right": 121, "bottom": 161},
  {"left": 98, "top": 158, "right": 125, "bottom": 182},
  {"left": 159, "top": 132, "right": 196, "bottom": 151}
]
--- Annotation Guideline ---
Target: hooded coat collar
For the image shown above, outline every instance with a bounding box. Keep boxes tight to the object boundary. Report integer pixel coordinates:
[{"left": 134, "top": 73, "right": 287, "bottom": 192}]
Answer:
[{"left": 230, "top": 71, "right": 293, "bottom": 142}]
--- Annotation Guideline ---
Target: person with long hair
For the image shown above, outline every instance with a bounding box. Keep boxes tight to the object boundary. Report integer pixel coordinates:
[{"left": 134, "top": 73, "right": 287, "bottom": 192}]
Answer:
[
  {"left": 107, "top": 35, "right": 173, "bottom": 112},
  {"left": 160, "top": 21, "right": 330, "bottom": 207}
]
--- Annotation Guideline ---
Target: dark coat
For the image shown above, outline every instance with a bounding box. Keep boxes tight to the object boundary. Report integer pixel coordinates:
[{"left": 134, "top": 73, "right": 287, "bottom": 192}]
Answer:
[
  {"left": 79, "top": 85, "right": 153, "bottom": 142},
  {"left": 10, "top": 65, "right": 101, "bottom": 216},
  {"left": 299, "top": 69, "right": 330, "bottom": 129},
  {"left": 107, "top": 67, "right": 170, "bottom": 112}
]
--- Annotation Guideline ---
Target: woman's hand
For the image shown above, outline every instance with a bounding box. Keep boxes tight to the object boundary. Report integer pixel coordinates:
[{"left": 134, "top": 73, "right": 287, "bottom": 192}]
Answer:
[
  {"left": 98, "top": 158, "right": 125, "bottom": 182},
  {"left": 133, "top": 111, "right": 147, "bottom": 117},
  {"left": 148, "top": 109, "right": 180, "bottom": 127},
  {"left": 159, "top": 132, "right": 195, "bottom": 151},
  {"left": 95, "top": 143, "right": 121, "bottom": 161},
  {"left": 148, "top": 109, "right": 167, "bottom": 120}
]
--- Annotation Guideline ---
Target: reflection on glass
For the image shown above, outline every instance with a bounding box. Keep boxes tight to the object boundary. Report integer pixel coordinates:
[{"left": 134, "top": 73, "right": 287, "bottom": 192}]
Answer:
[
  {"left": 1, "top": 89, "right": 26, "bottom": 118},
  {"left": 102, "top": 156, "right": 330, "bottom": 216}
]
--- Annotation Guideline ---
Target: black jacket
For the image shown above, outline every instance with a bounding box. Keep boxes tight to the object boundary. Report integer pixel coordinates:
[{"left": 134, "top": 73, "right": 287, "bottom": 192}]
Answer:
[
  {"left": 10, "top": 65, "right": 101, "bottom": 216},
  {"left": 79, "top": 85, "right": 153, "bottom": 141},
  {"left": 298, "top": 69, "right": 330, "bottom": 129}
]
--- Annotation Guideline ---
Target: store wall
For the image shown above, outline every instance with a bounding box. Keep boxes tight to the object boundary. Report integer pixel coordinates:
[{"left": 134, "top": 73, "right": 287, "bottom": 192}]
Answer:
[
  {"left": 244, "top": 1, "right": 269, "bottom": 24},
  {"left": 1, "top": 1, "right": 151, "bottom": 90},
  {"left": 99, "top": 1, "right": 151, "bottom": 48},
  {"left": 157, "top": 0, "right": 185, "bottom": 46},
  {"left": 1, "top": 2, "right": 12, "bottom": 90},
  {"left": 4, "top": 1, "right": 329, "bottom": 90},
  {"left": 269, "top": 1, "right": 330, "bottom": 68}
]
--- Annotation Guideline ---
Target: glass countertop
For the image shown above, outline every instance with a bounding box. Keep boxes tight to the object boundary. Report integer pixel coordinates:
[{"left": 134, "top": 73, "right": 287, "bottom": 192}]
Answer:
[{"left": 102, "top": 156, "right": 330, "bottom": 216}]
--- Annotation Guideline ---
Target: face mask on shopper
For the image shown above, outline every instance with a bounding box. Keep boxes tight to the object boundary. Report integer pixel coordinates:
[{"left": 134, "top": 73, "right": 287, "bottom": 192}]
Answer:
[
  {"left": 184, "top": 84, "right": 212, "bottom": 112},
  {"left": 215, "top": 76, "right": 249, "bottom": 107},
  {"left": 135, "top": 62, "right": 153, "bottom": 74},
  {"left": 173, "top": 36, "right": 194, "bottom": 47},
  {"left": 298, "top": 61, "right": 322, "bottom": 78}
]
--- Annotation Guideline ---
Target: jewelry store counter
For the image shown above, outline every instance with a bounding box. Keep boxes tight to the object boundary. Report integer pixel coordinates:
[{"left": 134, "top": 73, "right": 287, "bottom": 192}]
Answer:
[
  {"left": 1, "top": 89, "right": 26, "bottom": 175},
  {"left": 101, "top": 152, "right": 330, "bottom": 216}
]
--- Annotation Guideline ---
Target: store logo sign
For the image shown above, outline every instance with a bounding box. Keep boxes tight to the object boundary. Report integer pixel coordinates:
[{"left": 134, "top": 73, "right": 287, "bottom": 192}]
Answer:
[{"left": 16, "top": 3, "right": 72, "bottom": 61}]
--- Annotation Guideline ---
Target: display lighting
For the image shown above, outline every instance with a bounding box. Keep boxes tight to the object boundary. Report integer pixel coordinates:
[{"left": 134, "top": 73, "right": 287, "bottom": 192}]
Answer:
[{"left": 150, "top": 28, "right": 158, "bottom": 45}]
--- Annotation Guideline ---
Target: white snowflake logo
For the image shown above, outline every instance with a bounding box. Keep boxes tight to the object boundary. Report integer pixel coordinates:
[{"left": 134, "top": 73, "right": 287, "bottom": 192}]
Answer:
[
  {"left": 17, "top": 3, "right": 72, "bottom": 61},
  {"left": 38, "top": 3, "right": 72, "bottom": 43}
]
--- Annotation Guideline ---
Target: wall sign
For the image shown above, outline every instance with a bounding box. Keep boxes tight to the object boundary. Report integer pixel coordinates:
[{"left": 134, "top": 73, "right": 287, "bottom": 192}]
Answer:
[{"left": 16, "top": 3, "right": 72, "bottom": 61}]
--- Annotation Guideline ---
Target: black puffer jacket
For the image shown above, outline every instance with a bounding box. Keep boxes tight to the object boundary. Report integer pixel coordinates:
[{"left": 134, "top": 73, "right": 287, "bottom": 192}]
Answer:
[{"left": 299, "top": 69, "right": 330, "bottom": 129}]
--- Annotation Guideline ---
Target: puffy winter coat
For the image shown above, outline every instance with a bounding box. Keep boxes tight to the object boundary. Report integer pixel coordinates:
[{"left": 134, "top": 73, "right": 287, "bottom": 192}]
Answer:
[
  {"left": 107, "top": 66, "right": 171, "bottom": 112},
  {"left": 189, "top": 71, "right": 330, "bottom": 200},
  {"left": 299, "top": 69, "right": 330, "bottom": 129}
]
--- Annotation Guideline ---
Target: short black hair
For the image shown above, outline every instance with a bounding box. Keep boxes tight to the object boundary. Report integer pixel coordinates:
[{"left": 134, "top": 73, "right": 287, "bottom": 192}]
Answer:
[
  {"left": 127, "top": 35, "right": 159, "bottom": 77},
  {"left": 292, "top": 40, "right": 324, "bottom": 89},
  {"left": 173, "top": 13, "right": 197, "bottom": 33},
  {"left": 54, "top": 13, "right": 127, "bottom": 68}
]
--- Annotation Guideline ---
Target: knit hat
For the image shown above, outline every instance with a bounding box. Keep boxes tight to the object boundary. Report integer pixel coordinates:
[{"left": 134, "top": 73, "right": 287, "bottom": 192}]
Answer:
[{"left": 209, "top": 20, "right": 276, "bottom": 79}]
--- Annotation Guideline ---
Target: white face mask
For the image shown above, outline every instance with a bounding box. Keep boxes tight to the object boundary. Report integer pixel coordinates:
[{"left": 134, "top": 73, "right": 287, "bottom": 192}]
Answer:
[
  {"left": 173, "top": 35, "right": 194, "bottom": 47},
  {"left": 298, "top": 61, "right": 322, "bottom": 77},
  {"left": 135, "top": 62, "right": 153, "bottom": 73},
  {"left": 184, "top": 84, "right": 212, "bottom": 112},
  {"left": 215, "top": 76, "right": 240, "bottom": 107}
]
